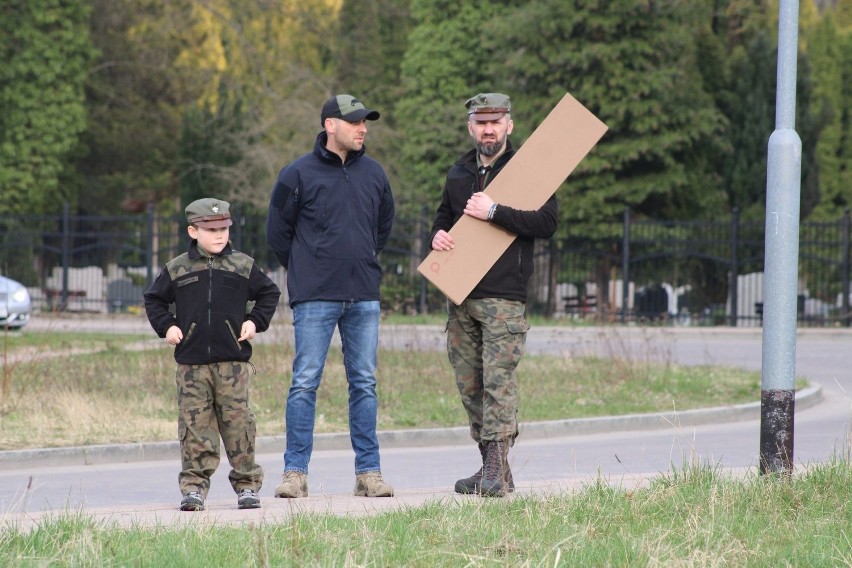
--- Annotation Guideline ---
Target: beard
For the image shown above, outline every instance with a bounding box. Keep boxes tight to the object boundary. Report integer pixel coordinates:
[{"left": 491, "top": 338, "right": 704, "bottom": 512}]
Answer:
[{"left": 476, "top": 137, "right": 505, "bottom": 157}]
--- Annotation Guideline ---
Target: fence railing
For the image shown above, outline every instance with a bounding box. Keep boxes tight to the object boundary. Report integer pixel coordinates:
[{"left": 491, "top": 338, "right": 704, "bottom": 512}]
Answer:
[{"left": 1, "top": 205, "right": 849, "bottom": 327}]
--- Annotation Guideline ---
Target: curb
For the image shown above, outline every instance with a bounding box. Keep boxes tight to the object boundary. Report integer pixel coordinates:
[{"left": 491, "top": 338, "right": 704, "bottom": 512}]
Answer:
[{"left": 0, "top": 385, "right": 822, "bottom": 471}]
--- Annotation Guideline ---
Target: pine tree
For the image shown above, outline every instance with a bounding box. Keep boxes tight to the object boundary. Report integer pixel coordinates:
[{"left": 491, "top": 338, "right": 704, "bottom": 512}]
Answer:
[
  {"left": 805, "top": 1, "right": 852, "bottom": 219},
  {"left": 395, "top": 0, "right": 516, "bottom": 213},
  {"left": 483, "top": 0, "right": 727, "bottom": 232}
]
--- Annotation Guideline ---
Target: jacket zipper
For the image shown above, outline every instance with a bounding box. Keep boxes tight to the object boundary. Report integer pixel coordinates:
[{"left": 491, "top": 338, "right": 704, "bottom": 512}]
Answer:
[{"left": 207, "top": 257, "right": 213, "bottom": 359}]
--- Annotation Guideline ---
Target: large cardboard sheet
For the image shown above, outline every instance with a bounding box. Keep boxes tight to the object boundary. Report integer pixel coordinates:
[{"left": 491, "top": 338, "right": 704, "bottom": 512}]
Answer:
[{"left": 417, "top": 92, "right": 608, "bottom": 304}]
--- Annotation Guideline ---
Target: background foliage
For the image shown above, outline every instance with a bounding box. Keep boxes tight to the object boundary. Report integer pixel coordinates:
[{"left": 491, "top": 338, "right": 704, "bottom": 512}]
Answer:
[{"left": 1, "top": 0, "right": 850, "bottom": 231}]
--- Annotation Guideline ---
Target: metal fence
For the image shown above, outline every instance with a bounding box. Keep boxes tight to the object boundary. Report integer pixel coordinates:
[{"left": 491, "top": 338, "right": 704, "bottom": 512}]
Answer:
[{"left": 1, "top": 205, "right": 849, "bottom": 327}]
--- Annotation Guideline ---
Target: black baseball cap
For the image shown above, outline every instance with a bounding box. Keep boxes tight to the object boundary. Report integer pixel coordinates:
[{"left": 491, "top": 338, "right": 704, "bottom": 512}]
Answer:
[{"left": 320, "top": 94, "right": 380, "bottom": 126}]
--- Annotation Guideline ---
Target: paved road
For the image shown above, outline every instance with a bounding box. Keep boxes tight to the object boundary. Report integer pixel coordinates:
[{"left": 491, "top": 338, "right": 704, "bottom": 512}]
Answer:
[{"left": 1, "top": 316, "right": 849, "bottom": 529}]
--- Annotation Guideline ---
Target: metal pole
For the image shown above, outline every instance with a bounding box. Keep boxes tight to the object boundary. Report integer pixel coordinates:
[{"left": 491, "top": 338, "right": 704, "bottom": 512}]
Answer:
[
  {"left": 760, "top": 0, "right": 801, "bottom": 475},
  {"left": 843, "top": 208, "right": 850, "bottom": 327},
  {"left": 146, "top": 204, "right": 155, "bottom": 287},
  {"left": 61, "top": 202, "right": 70, "bottom": 311},
  {"left": 621, "top": 207, "right": 630, "bottom": 323},
  {"left": 729, "top": 208, "right": 739, "bottom": 327}
]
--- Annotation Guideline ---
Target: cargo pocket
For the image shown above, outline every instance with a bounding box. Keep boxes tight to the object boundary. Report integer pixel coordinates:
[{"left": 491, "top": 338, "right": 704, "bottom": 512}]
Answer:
[{"left": 505, "top": 316, "right": 530, "bottom": 336}]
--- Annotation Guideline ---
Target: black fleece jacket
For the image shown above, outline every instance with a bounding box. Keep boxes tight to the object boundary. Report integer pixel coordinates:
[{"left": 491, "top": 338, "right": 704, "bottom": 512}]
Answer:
[
  {"left": 267, "top": 132, "right": 395, "bottom": 307},
  {"left": 429, "top": 141, "right": 558, "bottom": 303},
  {"left": 144, "top": 241, "right": 280, "bottom": 365}
]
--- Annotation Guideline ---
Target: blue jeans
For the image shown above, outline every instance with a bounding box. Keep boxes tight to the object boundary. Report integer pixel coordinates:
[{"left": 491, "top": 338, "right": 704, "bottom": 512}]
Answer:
[{"left": 284, "top": 300, "right": 382, "bottom": 475}]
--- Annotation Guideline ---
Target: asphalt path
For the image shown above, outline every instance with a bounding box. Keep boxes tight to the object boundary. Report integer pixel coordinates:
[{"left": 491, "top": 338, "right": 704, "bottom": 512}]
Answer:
[{"left": 1, "top": 315, "right": 850, "bottom": 529}]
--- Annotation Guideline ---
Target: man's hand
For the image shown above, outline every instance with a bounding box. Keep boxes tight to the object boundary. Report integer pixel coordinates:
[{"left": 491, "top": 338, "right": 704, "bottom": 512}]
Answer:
[
  {"left": 165, "top": 325, "right": 183, "bottom": 345},
  {"left": 431, "top": 229, "right": 455, "bottom": 251},
  {"left": 238, "top": 320, "right": 257, "bottom": 342},
  {"left": 464, "top": 192, "right": 495, "bottom": 220}
]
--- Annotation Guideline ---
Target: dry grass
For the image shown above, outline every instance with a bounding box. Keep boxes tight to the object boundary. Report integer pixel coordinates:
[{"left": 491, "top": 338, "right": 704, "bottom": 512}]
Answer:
[{"left": 0, "top": 329, "right": 765, "bottom": 450}]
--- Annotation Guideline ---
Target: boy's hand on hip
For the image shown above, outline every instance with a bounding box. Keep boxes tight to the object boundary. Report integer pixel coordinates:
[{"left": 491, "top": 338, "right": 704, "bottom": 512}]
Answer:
[
  {"left": 166, "top": 325, "right": 183, "bottom": 345},
  {"left": 239, "top": 320, "right": 256, "bottom": 342}
]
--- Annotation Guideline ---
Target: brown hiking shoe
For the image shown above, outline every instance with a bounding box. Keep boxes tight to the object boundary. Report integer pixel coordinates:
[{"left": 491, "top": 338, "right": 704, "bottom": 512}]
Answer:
[
  {"left": 353, "top": 471, "right": 394, "bottom": 497},
  {"left": 274, "top": 471, "right": 308, "bottom": 498}
]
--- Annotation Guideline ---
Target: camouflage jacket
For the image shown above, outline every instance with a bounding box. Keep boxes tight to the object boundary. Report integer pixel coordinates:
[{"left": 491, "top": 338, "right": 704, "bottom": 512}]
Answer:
[{"left": 143, "top": 241, "right": 280, "bottom": 365}]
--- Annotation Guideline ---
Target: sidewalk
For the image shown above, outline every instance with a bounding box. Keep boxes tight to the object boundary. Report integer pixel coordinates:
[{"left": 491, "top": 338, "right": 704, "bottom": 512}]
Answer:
[
  {"left": 0, "top": 385, "right": 823, "bottom": 532},
  {"left": 1, "top": 475, "right": 672, "bottom": 532}
]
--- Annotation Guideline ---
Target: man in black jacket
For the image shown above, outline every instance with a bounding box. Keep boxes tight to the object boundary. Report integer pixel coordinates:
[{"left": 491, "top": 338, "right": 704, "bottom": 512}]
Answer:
[
  {"left": 144, "top": 197, "right": 281, "bottom": 512},
  {"left": 267, "top": 94, "right": 395, "bottom": 499},
  {"left": 429, "top": 93, "right": 558, "bottom": 497}
]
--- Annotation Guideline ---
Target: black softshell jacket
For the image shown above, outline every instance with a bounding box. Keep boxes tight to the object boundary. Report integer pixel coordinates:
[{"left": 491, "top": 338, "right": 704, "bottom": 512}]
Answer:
[
  {"left": 266, "top": 132, "right": 395, "bottom": 307},
  {"left": 144, "top": 241, "right": 280, "bottom": 365}
]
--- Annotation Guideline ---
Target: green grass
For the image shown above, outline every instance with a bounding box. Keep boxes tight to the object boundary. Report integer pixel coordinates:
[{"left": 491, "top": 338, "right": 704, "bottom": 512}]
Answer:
[
  {"left": 2, "top": 461, "right": 850, "bottom": 566},
  {"left": 0, "top": 330, "right": 148, "bottom": 351},
  {"left": 0, "top": 330, "right": 772, "bottom": 449}
]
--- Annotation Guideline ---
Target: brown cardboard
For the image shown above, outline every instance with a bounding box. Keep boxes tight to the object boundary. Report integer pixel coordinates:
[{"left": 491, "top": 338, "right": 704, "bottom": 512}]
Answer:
[{"left": 417, "top": 92, "right": 608, "bottom": 304}]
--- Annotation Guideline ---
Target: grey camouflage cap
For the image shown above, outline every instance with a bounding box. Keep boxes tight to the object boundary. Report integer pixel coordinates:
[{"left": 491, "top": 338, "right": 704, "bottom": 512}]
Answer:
[
  {"left": 465, "top": 93, "right": 511, "bottom": 121},
  {"left": 185, "top": 198, "right": 232, "bottom": 228}
]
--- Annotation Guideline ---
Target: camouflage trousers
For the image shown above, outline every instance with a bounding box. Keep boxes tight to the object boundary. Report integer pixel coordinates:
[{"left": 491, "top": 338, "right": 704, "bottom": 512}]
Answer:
[
  {"left": 446, "top": 298, "right": 530, "bottom": 446},
  {"left": 176, "top": 361, "right": 263, "bottom": 497}
]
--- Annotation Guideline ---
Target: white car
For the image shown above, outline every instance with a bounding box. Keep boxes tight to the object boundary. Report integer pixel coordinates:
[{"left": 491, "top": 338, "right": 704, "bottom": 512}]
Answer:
[{"left": 0, "top": 274, "right": 31, "bottom": 329}]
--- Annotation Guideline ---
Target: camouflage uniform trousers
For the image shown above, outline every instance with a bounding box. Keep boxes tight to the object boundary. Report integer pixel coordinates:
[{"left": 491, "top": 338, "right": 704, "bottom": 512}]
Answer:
[
  {"left": 446, "top": 298, "right": 530, "bottom": 446},
  {"left": 176, "top": 361, "right": 263, "bottom": 497}
]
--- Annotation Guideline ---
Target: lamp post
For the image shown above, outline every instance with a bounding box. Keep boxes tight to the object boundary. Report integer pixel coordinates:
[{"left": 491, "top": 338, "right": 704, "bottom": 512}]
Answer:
[{"left": 759, "top": 0, "right": 801, "bottom": 475}]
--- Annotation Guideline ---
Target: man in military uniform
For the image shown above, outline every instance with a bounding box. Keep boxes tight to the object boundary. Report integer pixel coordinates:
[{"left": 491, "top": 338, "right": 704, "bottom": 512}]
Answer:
[
  {"left": 144, "top": 198, "right": 280, "bottom": 511},
  {"left": 428, "top": 93, "right": 558, "bottom": 497}
]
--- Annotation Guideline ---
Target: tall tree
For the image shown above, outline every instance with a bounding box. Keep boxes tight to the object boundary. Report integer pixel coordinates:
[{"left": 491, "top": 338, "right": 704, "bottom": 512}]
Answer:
[
  {"left": 483, "top": 0, "right": 727, "bottom": 231},
  {"left": 174, "top": 0, "right": 345, "bottom": 210},
  {"left": 0, "top": 0, "right": 94, "bottom": 214},
  {"left": 334, "top": 0, "right": 413, "bottom": 191},
  {"left": 334, "top": 0, "right": 412, "bottom": 116},
  {"left": 805, "top": 0, "right": 852, "bottom": 219},
  {"left": 76, "top": 0, "right": 207, "bottom": 215},
  {"left": 699, "top": 0, "right": 824, "bottom": 221},
  {"left": 76, "top": 0, "right": 345, "bottom": 215},
  {"left": 395, "top": 0, "right": 517, "bottom": 214}
]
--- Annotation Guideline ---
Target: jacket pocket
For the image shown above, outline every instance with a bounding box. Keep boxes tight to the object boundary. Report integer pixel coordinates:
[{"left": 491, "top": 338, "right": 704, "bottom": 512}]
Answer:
[{"left": 225, "top": 320, "right": 242, "bottom": 350}]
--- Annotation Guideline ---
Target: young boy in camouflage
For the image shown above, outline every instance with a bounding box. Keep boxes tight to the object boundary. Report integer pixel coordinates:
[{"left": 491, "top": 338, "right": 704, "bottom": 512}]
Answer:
[{"left": 144, "top": 198, "right": 280, "bottom": 511}]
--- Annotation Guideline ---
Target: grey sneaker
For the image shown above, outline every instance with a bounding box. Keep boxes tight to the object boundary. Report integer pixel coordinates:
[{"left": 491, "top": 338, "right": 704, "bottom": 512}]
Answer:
[
  {"left": 354, "top": 471, "right": 394, "bottom": 497},
  {"left": 180, "top": 491, "right": 204, "bottom": 511},
  {"left": 274, "top": 471, "right": 308, "bottom": 498},
  {"left": 237, "top": 488, "right": 261, "bottom": 509}
]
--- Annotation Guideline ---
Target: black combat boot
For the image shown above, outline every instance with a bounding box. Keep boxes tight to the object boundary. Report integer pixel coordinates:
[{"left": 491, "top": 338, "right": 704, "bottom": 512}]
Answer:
[
  {"left": 479, "top": 440, "right": 512, "bottom": 497},
  {"left": 455, "top": 442, "right": 515, "bottom": 494}
]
